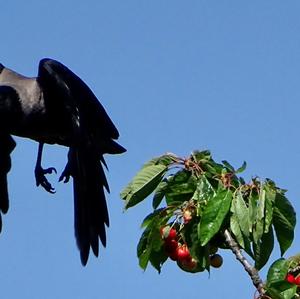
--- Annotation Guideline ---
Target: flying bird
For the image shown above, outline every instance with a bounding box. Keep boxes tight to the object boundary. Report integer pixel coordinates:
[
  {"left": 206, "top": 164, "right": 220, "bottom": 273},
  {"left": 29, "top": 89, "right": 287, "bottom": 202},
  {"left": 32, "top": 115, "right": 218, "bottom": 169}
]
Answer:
[{"left": 0, "top": 58, "right": 126, "bottom": 265}]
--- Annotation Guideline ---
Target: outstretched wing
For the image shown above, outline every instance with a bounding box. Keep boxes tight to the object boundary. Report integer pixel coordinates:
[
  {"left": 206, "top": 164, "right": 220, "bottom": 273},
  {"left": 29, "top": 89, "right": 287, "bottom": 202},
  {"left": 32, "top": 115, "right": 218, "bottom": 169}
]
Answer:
[
  {"left": 38, "top": 58, "right": 125, "bottom": 265},
  {"left": 38, "top": 58, "right": 120, "bottom": 141}
]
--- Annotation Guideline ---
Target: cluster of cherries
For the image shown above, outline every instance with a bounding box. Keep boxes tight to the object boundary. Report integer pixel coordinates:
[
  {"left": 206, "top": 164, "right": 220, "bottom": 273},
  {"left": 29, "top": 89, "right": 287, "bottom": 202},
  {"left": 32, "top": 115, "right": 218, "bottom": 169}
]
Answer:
[
  {"left": 286, "top": 273, "right": 300, "bottom": 285},
  {"left": 160, "top": 226, "right": 198, "bottom": 271},
  {"left": 160, "top": 225, "right": 223, "bottom": 271}
]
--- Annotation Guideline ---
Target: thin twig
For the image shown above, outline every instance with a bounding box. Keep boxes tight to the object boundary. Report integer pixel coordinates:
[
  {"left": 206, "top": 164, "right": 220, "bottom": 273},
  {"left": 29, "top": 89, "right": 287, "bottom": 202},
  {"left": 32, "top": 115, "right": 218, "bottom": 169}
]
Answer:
[{"left": 223, "top": 229, "right": 265, "bottom": 296}]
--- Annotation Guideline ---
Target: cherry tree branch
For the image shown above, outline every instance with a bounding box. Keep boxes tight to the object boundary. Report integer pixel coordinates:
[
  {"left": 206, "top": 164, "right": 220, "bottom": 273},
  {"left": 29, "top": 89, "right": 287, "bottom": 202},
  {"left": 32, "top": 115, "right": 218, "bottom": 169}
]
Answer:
[{"left": 223, "top": 229, "right": 265, "bottom": 296}]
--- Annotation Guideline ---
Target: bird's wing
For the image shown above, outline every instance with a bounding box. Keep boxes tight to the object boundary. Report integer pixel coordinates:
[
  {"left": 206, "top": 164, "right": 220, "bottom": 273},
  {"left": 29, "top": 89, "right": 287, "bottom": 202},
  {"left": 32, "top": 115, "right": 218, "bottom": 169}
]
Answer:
[
  {"left": 38, "top": 58, "right": 120, "bottom": 140},
  {"left": 37, "top": 58, "right": 121, "bottom": 265},
  {"left": 0, "top": 133, "right": 16, "bottom": 233}
]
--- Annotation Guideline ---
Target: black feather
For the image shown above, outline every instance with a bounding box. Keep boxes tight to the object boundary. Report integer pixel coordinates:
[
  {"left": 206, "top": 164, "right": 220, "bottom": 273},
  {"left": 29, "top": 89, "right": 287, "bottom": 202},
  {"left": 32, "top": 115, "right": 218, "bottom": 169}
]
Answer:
[{"left": 0, "top": 58, "right": 126, "bottom": 265}]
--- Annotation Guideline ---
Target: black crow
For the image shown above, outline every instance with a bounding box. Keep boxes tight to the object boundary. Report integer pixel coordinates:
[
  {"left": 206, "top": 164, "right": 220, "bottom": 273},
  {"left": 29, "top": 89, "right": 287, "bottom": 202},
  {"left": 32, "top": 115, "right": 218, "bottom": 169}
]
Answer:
[{"left": 0, "top": 58, "right": 126, "bottom": 265}]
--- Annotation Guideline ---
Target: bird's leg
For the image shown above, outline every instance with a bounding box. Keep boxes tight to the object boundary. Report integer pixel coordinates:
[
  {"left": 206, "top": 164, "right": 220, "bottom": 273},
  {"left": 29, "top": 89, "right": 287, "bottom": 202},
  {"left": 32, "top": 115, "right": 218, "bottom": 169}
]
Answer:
[
  {"left": 59, "top": 148, "right": 73, "bottom": 183},
  {"left": 34, "top": 142, "right": 57, "bottom": 193}
]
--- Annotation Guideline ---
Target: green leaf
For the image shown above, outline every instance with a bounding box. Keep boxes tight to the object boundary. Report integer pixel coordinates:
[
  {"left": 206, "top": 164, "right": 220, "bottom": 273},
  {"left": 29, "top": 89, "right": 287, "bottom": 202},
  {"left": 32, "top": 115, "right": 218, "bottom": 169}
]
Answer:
[
  {"left": 254, "top": 227, "right": 274, "bottom": 270},
  {"left": 165, "top": 170, "right": 197, "bottom": 205},
  {"left": 252, "top": 188, "right": 266, "bottom": 244},
  {"left": 264, "top": 185, "right": 276, "bottom": 233},
  {"left": 231, "top": 190, "right": 250, "bottom": 237},
  {"left": 121, "top": 164, "right": 168, "bottom": 209},
  {"left": 191, "top": 150, "right": 211, "bottom": 163},
  {"left": 199, "top": 189, "right": 232, "bottom": 246},
  {"left": 248, "top": 191, "right": 258, "bottom": 233},
  {"left": 137, "top": 228, "right": 151, "bottom": 270},
  {"left": 192, "top": 176, "right": 215, "bottom": 203},
  {"left": 280, "top": 286, "right": 297, "bottom": 299},
  {"left": 267, "top": 258, "right": 289, "bottom": 286},
  {"left": 141, "top": 208, "right": 165, "bottom": 228},
  {"left": 149, "top": 245, "right": 168, "bottom": 273},
  {"left": 152, "top": 180, "right": 168, "bottom": 209},
  {"left": 273, "top": 193, "right": 296, "bottom": 256},
  {"left": 230, "top": 214, "right": 244, "bottom": 247},
  {"left": 142, "top": 154, "right": 175, "bottom": 168},
  {"left": 230, "top": 214, "right": 253, "bottom": 257},
  {"left": 235, "top": 161, "right": 247, "bottom": 174},
  {"left": 222, "top": 160, "right": 234, "bottom": 172},
  {"left": 265, "top": 288, "right": 285, "bottom": 299}
]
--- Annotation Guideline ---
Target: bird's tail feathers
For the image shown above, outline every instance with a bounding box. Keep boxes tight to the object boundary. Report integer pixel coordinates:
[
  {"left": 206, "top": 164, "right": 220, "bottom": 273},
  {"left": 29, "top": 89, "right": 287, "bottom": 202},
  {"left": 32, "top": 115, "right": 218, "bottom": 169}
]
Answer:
[{"left": 71, "top": 145, "right": 109, "bottom": 266}]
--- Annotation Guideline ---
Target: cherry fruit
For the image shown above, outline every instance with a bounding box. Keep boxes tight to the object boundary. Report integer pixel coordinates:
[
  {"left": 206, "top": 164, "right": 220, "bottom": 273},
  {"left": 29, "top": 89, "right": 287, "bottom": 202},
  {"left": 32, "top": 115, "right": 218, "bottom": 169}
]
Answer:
[
  {"left": 209, "top": 254, "right": 223, "bottom": 268},
  {"left": 176, "top": 244, "right": 191, "bottom": 262},
  {"left": 286, "top": 273, "right": 296, "bottom": 284},
  {"left": 160, "top": 226, "right": 177, "bottom": 240}
]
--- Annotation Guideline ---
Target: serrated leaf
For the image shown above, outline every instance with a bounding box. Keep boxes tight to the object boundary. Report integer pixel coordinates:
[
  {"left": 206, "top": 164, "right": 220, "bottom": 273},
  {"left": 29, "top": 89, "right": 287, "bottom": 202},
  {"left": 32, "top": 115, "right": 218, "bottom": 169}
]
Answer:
[
  {"left": 121, "top": 164, "right": 168, "bottom": 209},
  {"left": 273, "top": 193, "right": 296, "bottom": 256},
  {"left": 199, "top": 189, "right": 232, "bottom": 246},
  {"left": 231, "top": 190, "right": 250, "bottom": 237},
  {"left": 254, "top": 227, "right": 274, "bottom": 270}
]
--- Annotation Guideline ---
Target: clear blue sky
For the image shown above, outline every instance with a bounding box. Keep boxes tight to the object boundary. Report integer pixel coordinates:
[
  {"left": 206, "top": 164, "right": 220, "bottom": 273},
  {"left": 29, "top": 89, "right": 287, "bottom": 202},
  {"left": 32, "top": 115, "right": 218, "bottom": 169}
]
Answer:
[{"left": 1, "top": 1, "right": 300, "bottom": 298}]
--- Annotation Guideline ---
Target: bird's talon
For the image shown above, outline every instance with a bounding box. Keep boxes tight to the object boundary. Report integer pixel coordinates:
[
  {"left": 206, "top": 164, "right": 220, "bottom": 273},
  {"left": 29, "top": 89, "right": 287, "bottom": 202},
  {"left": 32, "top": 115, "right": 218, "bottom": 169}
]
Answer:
[
  {"left": 35, "top": 165, "right": 56, "bottom": 193},
  {"left": 44, "top": 167, "right": 57, "bottom": 174},
  {"left": 59, "top": 173, "right": 70, "bottom": 183}
]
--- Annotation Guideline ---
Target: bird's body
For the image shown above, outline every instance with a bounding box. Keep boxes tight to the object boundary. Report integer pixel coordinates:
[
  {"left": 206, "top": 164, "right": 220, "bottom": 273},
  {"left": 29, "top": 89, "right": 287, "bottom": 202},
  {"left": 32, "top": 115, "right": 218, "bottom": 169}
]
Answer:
[{"left": 0, "top": 58, "right": 125, "bottom": 265}]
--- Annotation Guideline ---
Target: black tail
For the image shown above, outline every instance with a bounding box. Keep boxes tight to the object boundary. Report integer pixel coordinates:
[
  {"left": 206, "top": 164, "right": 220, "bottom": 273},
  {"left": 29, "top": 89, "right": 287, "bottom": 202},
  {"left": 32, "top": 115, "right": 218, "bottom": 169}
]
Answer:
[
  {"left": 70, "top": 145, "right": 110, "bottom": 265},
  {"left": 0, "top": 135, "right": 15, "bottom": 232}
]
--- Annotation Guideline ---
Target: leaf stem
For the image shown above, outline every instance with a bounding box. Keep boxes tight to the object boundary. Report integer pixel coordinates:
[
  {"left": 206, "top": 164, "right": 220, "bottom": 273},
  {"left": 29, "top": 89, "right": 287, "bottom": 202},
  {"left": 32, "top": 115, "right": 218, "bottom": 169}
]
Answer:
[{"left": 223, "top": 229, "right": 265, "bottom": 296}]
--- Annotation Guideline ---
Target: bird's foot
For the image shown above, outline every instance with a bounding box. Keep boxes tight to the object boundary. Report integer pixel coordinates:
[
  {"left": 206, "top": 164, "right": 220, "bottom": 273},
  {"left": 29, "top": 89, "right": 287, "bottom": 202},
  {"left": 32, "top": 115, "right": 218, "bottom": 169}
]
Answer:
[
  {"left": 35, "top": 165, "right": 57, "bottom": 193},
  {"left": 59, "top": 164, "right": 71, "bottom": 183}
]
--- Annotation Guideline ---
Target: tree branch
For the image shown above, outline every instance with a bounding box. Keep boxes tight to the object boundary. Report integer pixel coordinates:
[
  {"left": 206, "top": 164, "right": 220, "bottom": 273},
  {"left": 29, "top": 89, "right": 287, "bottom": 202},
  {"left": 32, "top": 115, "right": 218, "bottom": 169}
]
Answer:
[{"left": 223, "top": 229, "right": 265, "bottom": 296}]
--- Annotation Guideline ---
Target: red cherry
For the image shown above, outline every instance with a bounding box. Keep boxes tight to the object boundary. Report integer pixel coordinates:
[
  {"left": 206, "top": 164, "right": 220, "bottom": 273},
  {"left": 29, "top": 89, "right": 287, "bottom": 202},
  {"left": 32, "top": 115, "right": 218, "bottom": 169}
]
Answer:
[
  {"left": 169, "top": 250, "right": 179, "bottom": 261},
  {"left": 176, "top": 244, "right": 191, "bottom": 262},
  {"left": 164, "top": 239, "right": 178, "bottom": 254},
  {"left": 294, "top": 275, "right": 300, "bottom": 285},
  {"left": 160, "top": 226, "right": 177, "bottom": 240},
  {"left": 181, "top": 257, "right": 198, "bottom": 271},
  {"left": 286, "top": 273, "right": 295, "bottom": 284}
]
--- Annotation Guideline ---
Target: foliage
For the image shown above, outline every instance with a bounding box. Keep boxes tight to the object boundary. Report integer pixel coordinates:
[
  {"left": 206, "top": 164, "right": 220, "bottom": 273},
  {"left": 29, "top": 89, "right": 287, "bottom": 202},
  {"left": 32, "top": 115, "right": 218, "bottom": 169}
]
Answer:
[{"left": 120, "top": 150, "right": 297, "bottom": 297}]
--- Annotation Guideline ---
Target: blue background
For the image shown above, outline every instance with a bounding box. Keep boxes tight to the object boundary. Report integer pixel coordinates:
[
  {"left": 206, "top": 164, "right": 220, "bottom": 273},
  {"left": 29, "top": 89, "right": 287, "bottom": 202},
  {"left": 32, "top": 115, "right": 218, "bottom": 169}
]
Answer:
[{"left": 1, "top": 1, "right": 300, "bottom": 298}]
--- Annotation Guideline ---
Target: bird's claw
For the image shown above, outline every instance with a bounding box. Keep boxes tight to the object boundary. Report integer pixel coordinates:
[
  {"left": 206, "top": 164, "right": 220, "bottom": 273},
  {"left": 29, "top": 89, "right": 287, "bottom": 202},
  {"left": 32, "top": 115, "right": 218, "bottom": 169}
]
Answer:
[
  {"left": 35, "top": 165, "right": 57, "bottom": 193},
  {"left": 59, "top": 168, "right": 71, "bottom": 183},
  {"left": 43, "top": 167, "right": 57, "bottom": 175}
]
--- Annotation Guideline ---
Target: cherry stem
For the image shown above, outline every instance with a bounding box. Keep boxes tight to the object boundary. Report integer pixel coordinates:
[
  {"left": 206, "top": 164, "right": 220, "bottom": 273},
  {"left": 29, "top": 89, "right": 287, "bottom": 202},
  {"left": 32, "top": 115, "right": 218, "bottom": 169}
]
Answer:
[{"left": 223, "top": 229, "right": 265, "bottom": 297}]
